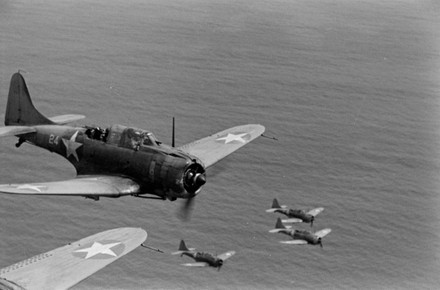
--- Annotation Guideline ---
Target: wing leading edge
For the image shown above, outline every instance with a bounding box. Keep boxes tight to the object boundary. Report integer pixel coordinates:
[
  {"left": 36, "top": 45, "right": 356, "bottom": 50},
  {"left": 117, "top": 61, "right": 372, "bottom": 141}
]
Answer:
[
  {"left": 0, "top": 227, "right": 147, "bottom": 290},
  {"left": 0, "top": 175, "right": 140, "bottom": 197},
  {"left": 178, "top": 124, "right": 265, "bottom": 168}
]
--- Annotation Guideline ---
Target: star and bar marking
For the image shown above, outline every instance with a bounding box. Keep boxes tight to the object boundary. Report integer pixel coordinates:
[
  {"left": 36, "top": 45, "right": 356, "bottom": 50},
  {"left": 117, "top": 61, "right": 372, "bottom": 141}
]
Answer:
[
  {"left": 73, "top": 241, "right": 123, "bottom": 259},
  {"left": 216, "top": 132, "right": 249, "bottom": 144},
  {"left": 62, "top": 131, "right": 82, "bottom": 162}
]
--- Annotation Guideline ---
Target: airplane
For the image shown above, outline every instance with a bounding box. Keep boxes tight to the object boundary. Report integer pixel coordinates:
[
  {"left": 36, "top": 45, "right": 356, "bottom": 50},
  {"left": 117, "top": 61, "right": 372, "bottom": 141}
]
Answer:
[
  {"left": 266, "top": 198, "right": 324, "bottom": 226},
  {"left": 171, "top": 240, "right": 235, "bottom": 270},
  {"left": 0, "top": 72, "right": 265, "bottom": 216},
  {"left": 0, "top": 227, "right": 147, "bottom": 290},
  {"left": 269, "top": 217, "right": 331, "bottom": 247}
]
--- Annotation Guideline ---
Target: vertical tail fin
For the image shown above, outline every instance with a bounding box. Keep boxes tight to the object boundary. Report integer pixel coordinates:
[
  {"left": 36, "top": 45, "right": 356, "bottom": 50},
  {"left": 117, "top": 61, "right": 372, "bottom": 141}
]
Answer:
[
  {"left": 178, "top": 240, "right": 190, "bottom": 252},
  {"left": 275, "top": 217, "right": 286, "bottom": 229},
  {"left": 5, "top": 72, "right": 53, "bottom": 126},
  {"left": 271, "top": 198, "right": 281, "bottom": 209}
]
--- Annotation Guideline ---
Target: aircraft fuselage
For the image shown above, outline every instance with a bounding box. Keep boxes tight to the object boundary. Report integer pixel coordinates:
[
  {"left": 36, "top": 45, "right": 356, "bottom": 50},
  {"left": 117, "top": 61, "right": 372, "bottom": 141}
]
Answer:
[
  {"left": 279, "top": 229, "right": 320, "bottom": 245},
  {"left": 275, "top": 208, "right": 313, "bottom": 223},
  {"left": 19, "top": 124, "right": 206, "bottom": 200},
  {"left": 182, "top": 252, "right": 223, "bottom": 267}
]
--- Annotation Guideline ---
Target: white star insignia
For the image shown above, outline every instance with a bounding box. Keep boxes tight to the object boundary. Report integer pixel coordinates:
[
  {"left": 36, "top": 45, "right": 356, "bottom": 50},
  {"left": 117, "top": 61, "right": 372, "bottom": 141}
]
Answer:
[
  {"left": 74, "top": 241, "right": 122, "bottom": 259},
  {"left": 62, "top": 131, "right": 82, "bottom": 161},
  {"left": 216, "top": 133, "right": 248, "bottom": 144},
  {"left": 16, "top": 184, "right": 46, "bottom": 192}
]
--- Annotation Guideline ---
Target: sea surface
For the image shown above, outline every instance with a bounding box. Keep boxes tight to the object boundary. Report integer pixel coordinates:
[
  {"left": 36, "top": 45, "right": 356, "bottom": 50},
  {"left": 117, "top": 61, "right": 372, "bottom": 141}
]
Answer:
[{"left": 1, "top": 1, "right": 440, "bottom": 289}]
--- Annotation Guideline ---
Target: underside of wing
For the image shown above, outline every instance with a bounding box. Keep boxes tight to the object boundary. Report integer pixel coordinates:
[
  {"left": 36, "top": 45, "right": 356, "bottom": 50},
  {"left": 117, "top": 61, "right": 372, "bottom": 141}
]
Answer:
[
  {"left": 307, "top": 207, "right": 324, "bottom": 217},
  {"left": 49, "top": 114, "right": 86, "bottom": 124},
  {"left": 280, "top": 240, "right": 308, "bottom": 245},
  {"left": 217, "top": 251, "right": 236, "bottom": 261},
  {"left": 182, "top": 262, "right": 209, "bottom": 267},
  {"left": 0, "top": 227, "right": 147, "bottom": 290},
  {"left": 315, "top": 228, "right": 332, "bottom": 238},
  {"left": 282, "top": 218, "right": 303, "bottom": 223},
  {"left": 178, "top": 124, "right": 265, "bottom": 168},
  {"left": 0, "top": 125, "right": 36, "bottom": 137},
  {"left": 0, "top": 175, "right": 140, "bottom": 197}
]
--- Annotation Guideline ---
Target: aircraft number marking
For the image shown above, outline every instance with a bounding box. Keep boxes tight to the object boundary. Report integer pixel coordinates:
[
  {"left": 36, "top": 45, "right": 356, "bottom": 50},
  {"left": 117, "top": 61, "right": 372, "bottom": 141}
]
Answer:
[{"left": 49, "top": 134, "right": 60, "bottom": 145}]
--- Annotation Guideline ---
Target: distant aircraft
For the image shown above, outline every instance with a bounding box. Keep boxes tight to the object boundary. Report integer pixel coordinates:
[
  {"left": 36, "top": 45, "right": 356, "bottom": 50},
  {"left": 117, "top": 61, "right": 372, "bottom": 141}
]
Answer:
[
  {"left": 0, "top": 72, "right": 265, "bottom": 217},
  {"left": 0, "top": 227, "right": 147, "bottom": 290},
  {"left": 266, "top": 198, "right": 324, "bottom": 226},
  {"left": 172, "top": 240, "right": 235, "bottom": 270},
  {"left": 269, "top": 218, "right": 331, "bottom": 247}
]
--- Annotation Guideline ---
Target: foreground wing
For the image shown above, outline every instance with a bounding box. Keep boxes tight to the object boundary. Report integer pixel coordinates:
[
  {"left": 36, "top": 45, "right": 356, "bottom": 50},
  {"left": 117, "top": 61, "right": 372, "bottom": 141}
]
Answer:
[
  {"left": 217, "top": 251, "right": 236, "bottom": 261},
  {"left": 280, "top": 240, "right": 308, "bottom": 245},
  {"left": 0, "top": 175, "right": 140, "bottom": 197},
  {"left": 182, "top": 262, "right": 209, "bottom": 267},
  {"left": 307, "top": 207, "right": 324, "bottom": 217},
  {"left": 315, "top": 228, "right": 332, "bottom": 238},
  {"left": 0, "top": 126, "right": 36, "bottom": 137},
  {"left": 0, "top": 227, "right": 147, "bottom": 290},
  {"left": 178, "top": 124, "right": 265, "bottom": 168}
]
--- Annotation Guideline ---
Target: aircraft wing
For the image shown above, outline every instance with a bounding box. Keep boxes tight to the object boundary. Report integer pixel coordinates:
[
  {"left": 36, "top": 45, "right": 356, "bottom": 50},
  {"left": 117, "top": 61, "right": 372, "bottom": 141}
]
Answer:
[
  {"left": 49, "top": 114, "right": 86, "bottom": 124},
  {"left": 315, "top": 228, "right": 332, "bottom": 238},
  {"left": 182, "top": 262, "right": 209, "bottom": 267},
  {"left": 0, "top": 125, "right": 36, "bottom": 137},
  {"left": 282, "top": 218, "right": 303, "bottom": 223},
  {"left": 217, "top": 251, "right": 236, "bottom": 261},
  {"left": 0, "top": 175, "right": 140, "bottom": 197},
  {"left": 307, "top": 207, "right": 324, "bottom": 217},
  {"left": 178, "top": 124, "right": 265, "bottom": 168},
  {"left": 280, "top": 240, "right": 308, "bottom": 245},
  {"left": 0, "top": 227, "right": 147, "bottom": 290}
]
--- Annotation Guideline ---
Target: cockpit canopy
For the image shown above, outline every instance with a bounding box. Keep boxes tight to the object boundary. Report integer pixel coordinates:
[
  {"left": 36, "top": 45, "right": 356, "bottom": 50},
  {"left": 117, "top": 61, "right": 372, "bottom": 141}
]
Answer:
[{"left": 105, "top": 124, "right": 160, "bottom": 150}]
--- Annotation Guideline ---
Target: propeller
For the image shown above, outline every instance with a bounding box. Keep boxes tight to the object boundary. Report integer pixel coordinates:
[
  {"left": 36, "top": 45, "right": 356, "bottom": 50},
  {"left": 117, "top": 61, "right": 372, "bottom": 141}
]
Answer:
[
  {"left": 318, "top": 238, "right": 323, "bottom": 248},
  {"left": 310, "top": 216, "right": 314, "bottom": 227},
  {"left": 217, "top": 259, "right": 223, "bottom": 271}
]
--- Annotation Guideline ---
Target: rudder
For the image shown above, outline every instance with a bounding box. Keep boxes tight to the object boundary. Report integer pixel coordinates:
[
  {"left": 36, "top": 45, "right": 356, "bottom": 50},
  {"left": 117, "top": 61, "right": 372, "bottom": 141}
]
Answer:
[{"left": 5, "top": 72, "right": 53, "bottom": 126}]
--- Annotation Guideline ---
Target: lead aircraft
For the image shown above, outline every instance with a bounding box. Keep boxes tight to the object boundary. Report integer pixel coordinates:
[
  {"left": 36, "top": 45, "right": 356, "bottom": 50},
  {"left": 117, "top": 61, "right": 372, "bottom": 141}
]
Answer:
[
  {"left": 266, "top": 198, "right": 324, "bottom": 226},
  {"left": 172, "top": 240, "right": 235, "bottom": 270},
  {"left": 0, "top": 73, "right": 265, "bottom": 216},
  {"left": 0, "top": 227, "right": 147, "bottom": 290}
]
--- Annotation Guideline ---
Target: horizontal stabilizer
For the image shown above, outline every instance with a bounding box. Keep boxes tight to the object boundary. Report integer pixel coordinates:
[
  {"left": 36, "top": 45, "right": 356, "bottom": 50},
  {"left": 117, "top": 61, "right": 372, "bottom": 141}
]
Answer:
[
  {"left": 265, "top": 208, "right": 279, "bottom": 213},
  {"left": 307, "top": 207, "right": 324, "bottom": 217},
  {"left": 49, "top": 114, "right": 85, "bottom": 124},
  {"left": 315, "top": 228, "right": 332, "bottom": 238},
  {"left": 0, "top": 126, "right": 36, "bottom": 137},
  {"left": 280, "top": 240, "right": 308, "bottom": 245},
  {"left": 282, "top": 218, "right": 303, "bottom": 223},
  {"left": 269, "top": 228, "right": 291, "bottom": 233}
]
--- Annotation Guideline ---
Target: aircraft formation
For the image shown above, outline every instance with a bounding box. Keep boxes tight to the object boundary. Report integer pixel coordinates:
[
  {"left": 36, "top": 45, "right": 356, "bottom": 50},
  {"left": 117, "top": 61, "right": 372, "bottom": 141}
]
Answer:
[
  {"left": 267, "top": 198, "right": 331, "bottom": 247},
  {"left": 0, "top": 73, "right": 332, "bottom": 289}
]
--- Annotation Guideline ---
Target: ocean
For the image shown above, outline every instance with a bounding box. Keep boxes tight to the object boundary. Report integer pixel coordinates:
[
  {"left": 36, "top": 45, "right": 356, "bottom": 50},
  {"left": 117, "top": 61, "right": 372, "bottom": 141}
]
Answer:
[{"left": 1, "top": 0, "right": 439, "bottom": 289}]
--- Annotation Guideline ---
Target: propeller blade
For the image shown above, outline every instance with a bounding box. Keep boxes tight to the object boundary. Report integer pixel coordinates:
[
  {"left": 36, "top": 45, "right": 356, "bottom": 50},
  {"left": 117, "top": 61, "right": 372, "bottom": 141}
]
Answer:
[{"left": 178, "top": 195, "right": 195, "bottom": 221}]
